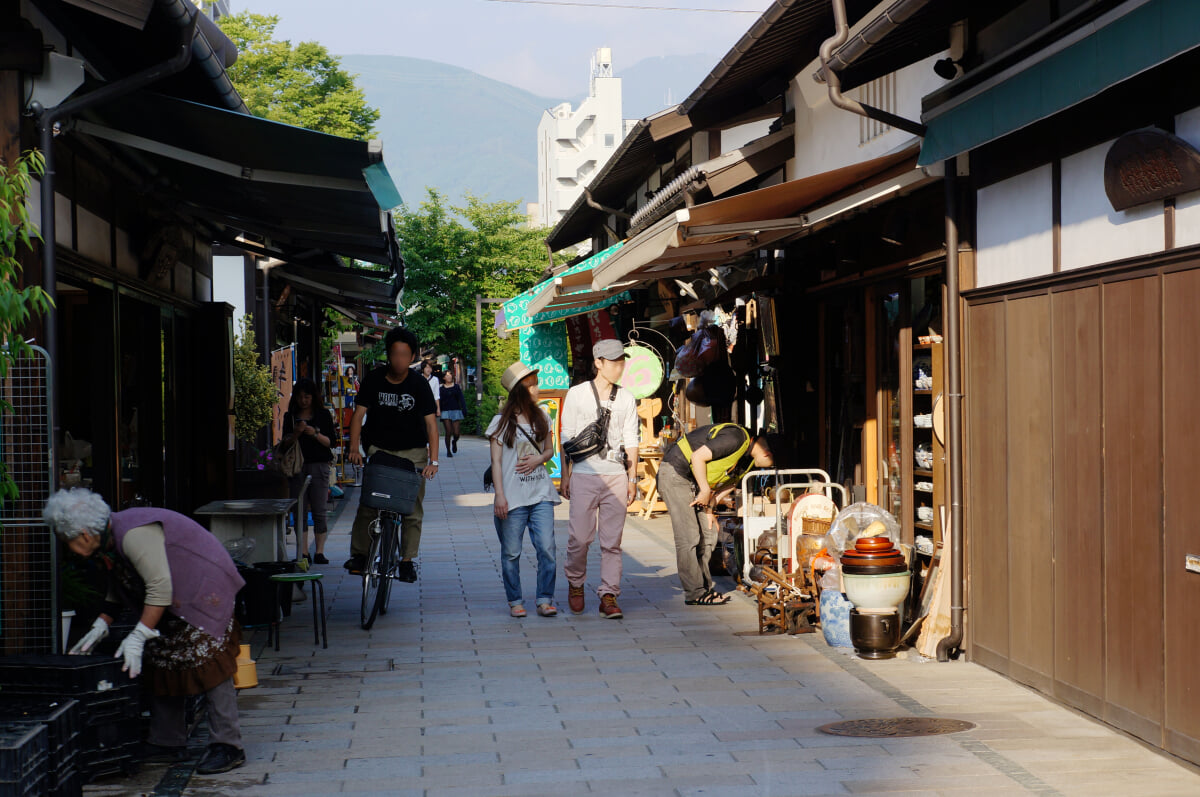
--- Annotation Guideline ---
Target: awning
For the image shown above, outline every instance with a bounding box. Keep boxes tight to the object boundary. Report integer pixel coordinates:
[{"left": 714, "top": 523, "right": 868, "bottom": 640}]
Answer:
[
  {"left": 73, "top": 91, "right": 402, "bottom": 269},
  {"left": 272, "top": 261, "right": 400, "bottom": 313},
  {"left": 591, "top": 146, "right": 925, "bottom": 290},
  {"left": 503, "top": 243, "right": 633, "bottom": 330},
  {"left": 920, "top": 0, "right": 1200, "bottom": 166}
]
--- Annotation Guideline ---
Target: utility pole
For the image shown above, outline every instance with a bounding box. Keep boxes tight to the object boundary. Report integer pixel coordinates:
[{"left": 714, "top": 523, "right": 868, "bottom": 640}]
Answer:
[{"left": 475, "top": 295, "right": 506, "bottom": 403}]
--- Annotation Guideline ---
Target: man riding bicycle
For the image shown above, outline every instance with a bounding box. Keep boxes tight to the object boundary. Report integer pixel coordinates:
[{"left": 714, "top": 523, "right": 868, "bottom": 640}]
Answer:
[{"left": 344, "top": 327, "right": 439, "bottom": 581}]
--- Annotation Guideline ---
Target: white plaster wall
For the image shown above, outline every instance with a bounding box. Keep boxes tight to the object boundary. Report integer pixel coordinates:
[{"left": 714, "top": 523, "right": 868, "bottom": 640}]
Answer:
[
  {"left": 976, "top": 164, "right": 1054, "bottom": 287},
  {"left": 1170, "top": 106, "right": 1200, "bottom": 246},
  {"left": 790, "top": 53, "right": 945, "bottom": 180},
  {"left": 1060, "top": 140, "right": 1163, "bottom": 271},
  {"left": 212, "top": 255, "right": 247, "bottom": 329},
  {"left": 75, "top": 206, "right": 109, "bottom": 266}
]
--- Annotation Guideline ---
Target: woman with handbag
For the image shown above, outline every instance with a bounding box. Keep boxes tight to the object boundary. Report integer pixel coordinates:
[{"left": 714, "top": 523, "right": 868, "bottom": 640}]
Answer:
[
  {"left": 283, "top": 378, "right": 335, "bottom": 564},
  {"left": 486, "top": 362, "right": 561, "bottom": 617},
  {"left": 560, "top": 339, "right": 640, "bottom": 620}
]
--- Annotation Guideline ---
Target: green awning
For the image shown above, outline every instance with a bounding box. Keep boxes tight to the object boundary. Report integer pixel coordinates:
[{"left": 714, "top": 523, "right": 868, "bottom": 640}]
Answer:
[
  {"left": 920, "top": 0, "right": 1200, "bottom": 166},
  {"left": 502, "top": 242, "right": 631, "bottom": 330}
]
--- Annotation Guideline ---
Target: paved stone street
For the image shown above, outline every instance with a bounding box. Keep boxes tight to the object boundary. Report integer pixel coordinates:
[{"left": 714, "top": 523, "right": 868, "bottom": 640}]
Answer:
[{"left": 95, "top": 436, "right": 1200, "bottom": 796}]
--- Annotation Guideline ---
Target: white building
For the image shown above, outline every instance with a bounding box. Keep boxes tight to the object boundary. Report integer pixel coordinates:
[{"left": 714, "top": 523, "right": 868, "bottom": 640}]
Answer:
[{"left": 536, "top": 48, "right": 630, "bottom": 232}]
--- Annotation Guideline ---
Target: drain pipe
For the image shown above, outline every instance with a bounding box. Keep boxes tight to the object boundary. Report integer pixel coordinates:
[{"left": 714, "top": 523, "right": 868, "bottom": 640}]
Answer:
[
  {"left": 814, "top": 0, "right": 934, "bottom": 81},
  {"left": 936, "top": 161, "right": 964, "bottom": 662},
  {"left": 30, "top": 12, "right": 197, "bottom": 466},
  {"left": 817, "top": 0, "right": 926, "bottom": 137}
]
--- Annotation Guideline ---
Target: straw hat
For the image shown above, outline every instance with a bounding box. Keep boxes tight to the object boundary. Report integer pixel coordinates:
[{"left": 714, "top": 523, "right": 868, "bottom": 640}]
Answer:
[{"left": 500, "top": 362, "right": 539, "bottom": 393}]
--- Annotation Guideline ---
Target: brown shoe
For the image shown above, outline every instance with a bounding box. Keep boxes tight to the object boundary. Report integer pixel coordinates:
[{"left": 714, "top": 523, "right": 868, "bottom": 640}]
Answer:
[
  {"left": 568, "top": 584, "right": 585, "bottom": 615},
  {"left": 598, "top": 594, "right": 623, "bottom": 619}
]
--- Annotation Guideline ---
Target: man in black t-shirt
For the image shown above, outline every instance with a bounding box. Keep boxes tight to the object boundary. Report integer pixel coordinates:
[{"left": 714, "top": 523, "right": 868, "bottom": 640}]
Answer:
[
  {"left": 658, "top": 424, "right": 778, "bottom": 605},
  {"left": 344, "top": 327, "right": 439, "bottom": 580}
]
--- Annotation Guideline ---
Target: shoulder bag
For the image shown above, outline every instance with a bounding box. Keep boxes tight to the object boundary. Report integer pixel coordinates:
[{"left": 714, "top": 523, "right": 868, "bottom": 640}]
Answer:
[
  {"left": 484, "top": 424, "right": 543, "bottom": 491},
  {"left": 562, "top": 382, "right": 618, "bottom": 464}
]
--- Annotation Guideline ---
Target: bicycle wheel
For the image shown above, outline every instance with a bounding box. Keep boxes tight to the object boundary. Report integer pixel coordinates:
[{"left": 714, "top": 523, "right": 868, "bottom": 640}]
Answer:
[
  {"left": 360, "top": 518, "right": 392, "bottom": 630},
  {"left": 378, "top": 515, "right": 398, "bottom": 615}
]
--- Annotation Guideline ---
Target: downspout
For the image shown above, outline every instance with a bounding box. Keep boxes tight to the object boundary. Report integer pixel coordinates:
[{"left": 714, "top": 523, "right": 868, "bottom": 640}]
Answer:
[
  {"left": 936, "top": 160, "right": 964, "bottom": 662},
  {"left": 814, "top": 0, "right": 966, "bottom": 659},
  {"left": 817, "top": 0, "right": 926, "bottom": 138},
  {"left": 814, "top": 0, "right": 934, "bottom": 80},
  {"left": 30, "top": 11, "right": 198, "bottom": 470}
]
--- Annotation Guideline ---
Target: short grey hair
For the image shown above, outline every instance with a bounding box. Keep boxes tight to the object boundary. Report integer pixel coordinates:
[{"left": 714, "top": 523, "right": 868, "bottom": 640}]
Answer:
[{"left": 42, "top": 488, "right": 111, "bottom": 541}]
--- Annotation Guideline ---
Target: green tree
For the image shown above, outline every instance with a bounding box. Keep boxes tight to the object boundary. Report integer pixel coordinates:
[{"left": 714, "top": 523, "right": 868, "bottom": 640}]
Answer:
[
  {"left": 0, "top": 151, "right": 53, "bottom": 506},
  {"left": 396, "top": 190, "right": 558, "bottom": 429},
  {"left": 218, "top": 12, "right": 379, "bottom": 140},
  {"left": 232, "top": 315, "right": 276, "bottom": 445}
]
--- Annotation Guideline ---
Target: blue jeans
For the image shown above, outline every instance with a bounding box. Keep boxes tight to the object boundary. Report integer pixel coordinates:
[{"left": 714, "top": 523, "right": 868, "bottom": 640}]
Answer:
[{"left": 494, "top": 501, "right": 557, "bottom": 606}]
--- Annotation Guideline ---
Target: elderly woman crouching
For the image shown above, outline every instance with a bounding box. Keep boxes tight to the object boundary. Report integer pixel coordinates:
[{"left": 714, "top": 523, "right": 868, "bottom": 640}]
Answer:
[{"left": 43, "top": 488, "right": 247, "bottom": 775}]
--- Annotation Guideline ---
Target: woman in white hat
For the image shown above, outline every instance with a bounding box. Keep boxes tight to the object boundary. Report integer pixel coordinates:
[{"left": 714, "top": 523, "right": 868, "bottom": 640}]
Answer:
[{"left": 486, "top": 362, "right": 561, "bottom": 617}]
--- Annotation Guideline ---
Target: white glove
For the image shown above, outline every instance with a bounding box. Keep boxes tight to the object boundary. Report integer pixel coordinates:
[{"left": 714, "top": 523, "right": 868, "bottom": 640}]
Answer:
[
  {"left": 69, "top": 616, "right": 110, "bottom": 654},
  {"left": 114, "top": 622, "right": 160, "bottom": 678}
]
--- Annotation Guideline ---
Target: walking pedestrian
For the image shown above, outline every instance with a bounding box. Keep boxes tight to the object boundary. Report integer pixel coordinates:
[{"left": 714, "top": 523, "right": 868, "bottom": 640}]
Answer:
[
  {"left": 439, "top": 370, "right": 466, "bottom": 458},
  {"left": 344, "top": 327, "right": 440, "bottom": 581},
  {"left": 283, "top": 377, "right": 334, "bottom": 564},
  {"left": 560, "top": 339, "right": 639, "bottom": 619},
  {"left": 487, "top": 362, "right": 561, "bottom": 617},
  {"left": 658, "top": 424, "right": 780, "bottom": 605},
  {"left": 43, "top": 488, "right": 247, "bottom": 774}
]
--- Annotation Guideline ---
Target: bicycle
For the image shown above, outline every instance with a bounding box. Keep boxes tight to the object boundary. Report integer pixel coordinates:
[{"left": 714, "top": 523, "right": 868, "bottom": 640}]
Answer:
[
  {"left": 357, "top": 452, "right": 423, "bottom": 631},
  {"left": 360, "top": 511, "right": 400, "bottom": 630}
]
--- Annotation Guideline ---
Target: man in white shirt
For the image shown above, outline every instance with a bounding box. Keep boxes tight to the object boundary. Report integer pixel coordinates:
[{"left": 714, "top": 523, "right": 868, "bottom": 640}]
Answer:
[{"left": 560, "top": 339, "right": 640, "bottom": 619}]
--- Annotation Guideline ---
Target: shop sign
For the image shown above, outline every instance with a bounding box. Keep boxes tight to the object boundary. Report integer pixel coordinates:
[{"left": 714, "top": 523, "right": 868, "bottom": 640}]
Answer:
[{"left": 1104, "top": 128, "right": 1200, "bottom": 211}]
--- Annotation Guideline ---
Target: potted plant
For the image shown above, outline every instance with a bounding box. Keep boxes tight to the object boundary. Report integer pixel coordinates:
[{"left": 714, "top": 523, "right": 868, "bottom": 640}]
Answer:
[{"left": 232, "top": 315, "right": 287, "bottom": 498}]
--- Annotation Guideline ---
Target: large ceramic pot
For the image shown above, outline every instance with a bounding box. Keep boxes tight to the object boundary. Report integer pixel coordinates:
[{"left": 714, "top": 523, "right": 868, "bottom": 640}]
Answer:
[{"left": 842, "top": 571, "right": 911, "bottom": 611}]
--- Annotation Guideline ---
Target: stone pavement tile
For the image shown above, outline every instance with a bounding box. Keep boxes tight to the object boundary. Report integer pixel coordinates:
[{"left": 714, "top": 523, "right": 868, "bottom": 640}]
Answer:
[
  {"left": 265, "top": 749, "right": 354, "bottom": 769},
  {"left": 500, "top": 743, "right": 649, "bottom": 766},
  {"left": 601, "top": 774, "right": 759, "bottom": 795},
  {"left": 421, "top": 783, "right": 577, "bottom": 797},
  {"left": 838, "top": 773, "right": 1039, "bottom": 792},
  {"left": 503, "top": 764, "right": 664, "bottom": 784}
]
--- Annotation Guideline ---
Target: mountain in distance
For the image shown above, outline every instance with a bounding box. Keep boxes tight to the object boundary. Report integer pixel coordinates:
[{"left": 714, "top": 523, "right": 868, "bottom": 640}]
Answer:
[{"left": 340, "top": 53, "right": 717, "bottom": 209}]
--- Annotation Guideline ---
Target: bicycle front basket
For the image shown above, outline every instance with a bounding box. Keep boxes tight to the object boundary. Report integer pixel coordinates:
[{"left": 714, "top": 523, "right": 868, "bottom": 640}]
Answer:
[{"left": 361, "top": 452, "right": 422, "bottom": 514}]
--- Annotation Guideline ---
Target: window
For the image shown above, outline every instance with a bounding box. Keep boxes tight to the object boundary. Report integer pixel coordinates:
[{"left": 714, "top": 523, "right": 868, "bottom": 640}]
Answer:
[{"left": 604, "top": 134, "right": 615, "bottom": 147}]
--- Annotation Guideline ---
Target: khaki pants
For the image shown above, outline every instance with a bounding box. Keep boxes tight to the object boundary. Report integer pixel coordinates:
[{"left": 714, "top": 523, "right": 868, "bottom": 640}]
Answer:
[{"left": 350, "top": 445, "right": 428, "bottom": 559}]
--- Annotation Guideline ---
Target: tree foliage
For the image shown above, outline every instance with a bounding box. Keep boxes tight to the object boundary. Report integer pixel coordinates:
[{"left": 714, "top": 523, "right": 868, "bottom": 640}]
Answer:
[
  {"left": 232, "top": 315, "right": 276, "bottom": 444},
  {"left": 0, "top": 150, "right": 52, "bottom": 506},
  {"left": 396, "top": 190, "right": 558, "bottom": 429},
  {"left": 218, "top": 12, "right": 380, "bottom": 141}
]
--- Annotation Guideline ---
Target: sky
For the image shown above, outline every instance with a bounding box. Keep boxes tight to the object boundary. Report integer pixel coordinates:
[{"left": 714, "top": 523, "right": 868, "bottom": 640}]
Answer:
[{"left": 236, "top": 0, "right": 776, "bottom": 98}]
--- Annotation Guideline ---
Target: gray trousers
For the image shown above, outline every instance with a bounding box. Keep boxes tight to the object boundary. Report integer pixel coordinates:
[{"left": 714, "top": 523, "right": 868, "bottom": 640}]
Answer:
[
  {"left": 149, "top": 677, "right": 242, "bottom": 749},
  {"left": 656, "top": 465, "right": 716, "bottom": 601}
]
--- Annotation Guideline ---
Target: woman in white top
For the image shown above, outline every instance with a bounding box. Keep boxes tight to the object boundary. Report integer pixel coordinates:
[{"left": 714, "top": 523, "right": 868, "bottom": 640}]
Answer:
[
  {"left": 486, "top": 362, "right": 561, "bottom": 617},
  {"left": 422, "top": 361, "right": 441, "bottom": 415}
]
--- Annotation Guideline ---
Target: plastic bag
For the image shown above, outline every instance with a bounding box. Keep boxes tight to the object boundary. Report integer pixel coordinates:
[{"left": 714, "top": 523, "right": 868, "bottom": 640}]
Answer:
[
  {"left": 823, "top": 502, "right": 901, "bottom": 556},
  {"left": 674, "top": 325, "right": 726, "bottom": 378}
]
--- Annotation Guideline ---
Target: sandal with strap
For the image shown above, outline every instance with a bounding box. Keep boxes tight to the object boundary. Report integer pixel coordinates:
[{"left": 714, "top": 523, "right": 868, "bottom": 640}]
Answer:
[
  {"left": 685, "top": 589, "right": 731, "bottom": 606},
  {"left": 510, "top": 605, "right": 527, "bottom": 618},
  {"left": 536, "top": 604, "right": 558, "bottom": 617}
]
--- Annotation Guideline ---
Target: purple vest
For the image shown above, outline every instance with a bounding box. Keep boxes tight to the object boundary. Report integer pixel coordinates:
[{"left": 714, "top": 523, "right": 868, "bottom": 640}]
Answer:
[{"left": 110, "top": 508, "right": 245, "bottom": 639}]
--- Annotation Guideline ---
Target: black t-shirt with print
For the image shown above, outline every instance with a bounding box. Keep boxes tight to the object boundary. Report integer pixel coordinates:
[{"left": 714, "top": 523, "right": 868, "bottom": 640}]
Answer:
[
  {"left": 664, "top": 424, "right": 752, "bottom": 485},
  {"left": 358, "top": 366, "right": 437, "bottom": 451}
]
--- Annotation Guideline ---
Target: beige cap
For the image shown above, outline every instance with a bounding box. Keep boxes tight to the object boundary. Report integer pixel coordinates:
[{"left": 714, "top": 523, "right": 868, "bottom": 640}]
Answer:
[{"left": 500, "top": 362, "right": 539, "bottom": 393}]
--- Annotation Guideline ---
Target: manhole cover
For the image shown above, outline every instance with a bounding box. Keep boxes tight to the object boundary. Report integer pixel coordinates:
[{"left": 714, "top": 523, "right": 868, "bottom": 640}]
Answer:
[{"left": 817, "top": 717, "right": 976, "bottom": 737}]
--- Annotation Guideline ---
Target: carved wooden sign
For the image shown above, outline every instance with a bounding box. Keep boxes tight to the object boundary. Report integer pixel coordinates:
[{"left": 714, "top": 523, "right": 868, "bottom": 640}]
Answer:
[{"left": 1104, "top": 128, "right": 1200, "bottom": 212}]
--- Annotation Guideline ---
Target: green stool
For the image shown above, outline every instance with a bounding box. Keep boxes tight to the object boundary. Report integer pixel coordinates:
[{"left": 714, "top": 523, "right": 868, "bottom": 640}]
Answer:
[{"left": 269, "top": 572, "right": 327, "bottom": 649}]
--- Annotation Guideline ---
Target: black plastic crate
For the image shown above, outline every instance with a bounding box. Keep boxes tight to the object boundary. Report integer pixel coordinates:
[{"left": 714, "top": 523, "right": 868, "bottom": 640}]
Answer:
[
  {"left": 83, "top": 743, "right": 140, "bottom": 781},
  {"left": 0, "top": 770, "right": 47, "bottom": 797},
  {"left": 0, "top": 655, "right": 124, "bottom": 694},
  {"left": 0, "top": 722, "right": 48, "bottom": 795},
  {"left": 0, "top": 698, "right": 81, "bottom": 786},
  {"left": 50, "top": 765, "right": 82, "bottom": 797}
]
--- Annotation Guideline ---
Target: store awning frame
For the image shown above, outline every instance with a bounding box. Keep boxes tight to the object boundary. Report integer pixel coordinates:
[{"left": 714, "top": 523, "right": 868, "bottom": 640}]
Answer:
[
  {"left": 591, "top": 146, "right": 929, "bottom": 290},
  {"left": 503, "top": 243, "right": 635, "bottom": 330},
  {"left": 73, "top": 91, "right": 402, "bottom": 269}
]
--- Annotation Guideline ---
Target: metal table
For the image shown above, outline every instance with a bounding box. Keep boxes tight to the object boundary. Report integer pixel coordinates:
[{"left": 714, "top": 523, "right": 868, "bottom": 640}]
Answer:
[{"left": 194, "top": 498, "right": 297, "bottom": 563}]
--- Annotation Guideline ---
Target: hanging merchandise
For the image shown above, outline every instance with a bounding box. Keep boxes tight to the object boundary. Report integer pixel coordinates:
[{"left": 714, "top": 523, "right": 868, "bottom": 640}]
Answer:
[
  {"left": 675, "top": 324, "right": 726, "bottom": 378},
  {"left": 616, "top": 343, "right": 664, "bottom": 399}
]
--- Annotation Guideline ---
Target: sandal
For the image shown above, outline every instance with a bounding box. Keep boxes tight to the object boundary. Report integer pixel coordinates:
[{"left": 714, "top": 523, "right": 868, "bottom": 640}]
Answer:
[
  {"left": 510, "top": 605, "right": 527, "bottom": 618},
  {"left": 685, "top": 589, "right": 731, "bottom": 606},
  {"left": 536, "top": 604, "right": 558, "bottom": 617}
]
